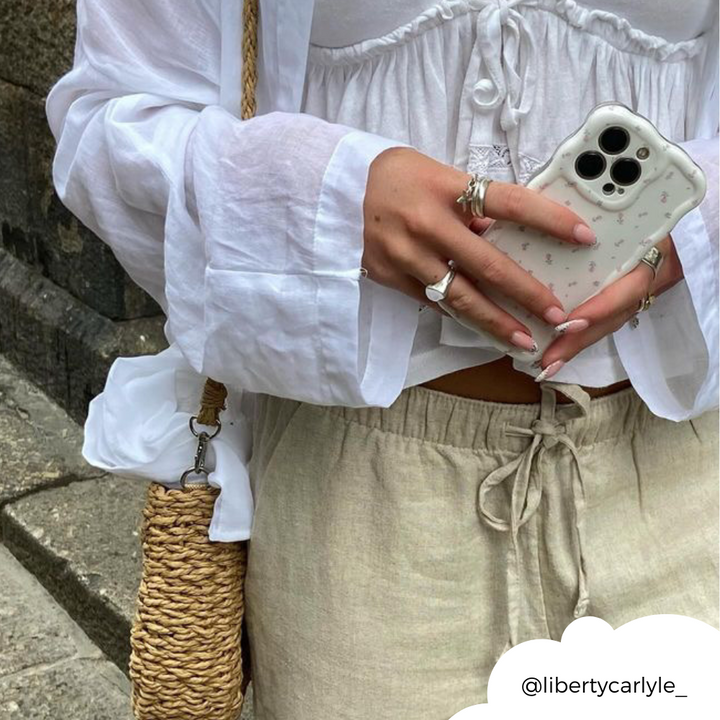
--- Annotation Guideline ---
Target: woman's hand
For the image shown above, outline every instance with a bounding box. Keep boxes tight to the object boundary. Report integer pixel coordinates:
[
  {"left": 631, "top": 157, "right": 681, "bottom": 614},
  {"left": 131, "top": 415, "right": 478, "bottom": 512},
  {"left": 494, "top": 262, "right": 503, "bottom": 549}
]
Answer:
[
  {"left": 535, "top": 234, "right": 683, "bottom": 378},
  {"left": 362, "top": 147, "right": 598, "bottom": 353}
]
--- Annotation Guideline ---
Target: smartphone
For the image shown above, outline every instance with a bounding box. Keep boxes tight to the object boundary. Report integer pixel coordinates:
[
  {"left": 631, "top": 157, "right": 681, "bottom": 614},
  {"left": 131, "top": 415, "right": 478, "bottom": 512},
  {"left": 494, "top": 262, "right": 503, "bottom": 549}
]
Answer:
[{"left": 442, "top": 102, "right": 707, "bottom": 362}]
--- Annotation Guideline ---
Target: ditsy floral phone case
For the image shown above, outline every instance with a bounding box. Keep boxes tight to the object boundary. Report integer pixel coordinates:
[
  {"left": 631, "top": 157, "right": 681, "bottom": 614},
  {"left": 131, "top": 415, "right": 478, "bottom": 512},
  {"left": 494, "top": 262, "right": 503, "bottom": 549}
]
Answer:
[{"left": 445, "top": 102, "right": 707, "bottom": 364}]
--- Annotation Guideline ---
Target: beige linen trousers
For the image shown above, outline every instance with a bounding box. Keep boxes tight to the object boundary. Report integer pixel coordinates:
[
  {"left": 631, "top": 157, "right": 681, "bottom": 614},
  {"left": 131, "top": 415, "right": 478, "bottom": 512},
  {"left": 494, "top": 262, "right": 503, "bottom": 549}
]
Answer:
[{"left": 244, "top": 381, "right": 719, "bottom": 720}]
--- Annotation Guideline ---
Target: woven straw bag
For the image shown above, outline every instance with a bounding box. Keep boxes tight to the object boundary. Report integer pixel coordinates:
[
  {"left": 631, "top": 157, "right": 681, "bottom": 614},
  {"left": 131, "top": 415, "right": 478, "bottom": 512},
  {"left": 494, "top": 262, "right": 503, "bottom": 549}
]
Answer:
[{"left": 129, "top": 2, "right": 259, "bottom": 718}]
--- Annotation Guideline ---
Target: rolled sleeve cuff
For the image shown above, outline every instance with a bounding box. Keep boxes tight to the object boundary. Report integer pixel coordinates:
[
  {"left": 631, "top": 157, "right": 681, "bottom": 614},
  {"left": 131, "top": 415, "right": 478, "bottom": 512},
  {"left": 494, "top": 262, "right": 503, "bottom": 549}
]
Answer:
[
  {"left": 199, "top": 128, "right": 420, "bottom": 408},
  {"left": 613, "top": 206, "right": 718, "bottom": 420},
  {"left": 314, "top": 129, "right": 421, "bottom": 407}
]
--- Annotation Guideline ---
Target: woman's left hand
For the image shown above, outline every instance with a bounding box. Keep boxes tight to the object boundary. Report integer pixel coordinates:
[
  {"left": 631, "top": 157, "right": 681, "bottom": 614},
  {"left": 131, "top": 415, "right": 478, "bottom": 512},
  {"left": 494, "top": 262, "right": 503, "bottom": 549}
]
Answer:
[{"left": 537, "top": 234, "right": 684, "bottom": 374}]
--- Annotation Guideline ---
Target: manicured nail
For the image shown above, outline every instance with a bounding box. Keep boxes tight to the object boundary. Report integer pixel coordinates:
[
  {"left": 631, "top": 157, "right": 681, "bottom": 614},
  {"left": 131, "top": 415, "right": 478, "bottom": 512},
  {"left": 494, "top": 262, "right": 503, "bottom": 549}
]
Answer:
[
  {"left": 554, "top": 318, "right": 589, "bottom": 334},
  {"left": 573, "top": 224, "right": 596, "bottom": 245},
  {"left": 534, "top": 360, "right": 565, "bottom": 382},
  {"left": 510, "top": 331, "right": 538, "bottom": 353},
  {"left": 544, "top": 306, "right": 567, "bottom": 325}
]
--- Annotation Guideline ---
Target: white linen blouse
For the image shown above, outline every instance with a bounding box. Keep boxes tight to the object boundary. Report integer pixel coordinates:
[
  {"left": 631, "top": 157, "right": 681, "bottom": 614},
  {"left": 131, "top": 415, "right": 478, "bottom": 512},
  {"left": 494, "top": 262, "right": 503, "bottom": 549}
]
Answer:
[{"left": 46, "top": 0, "right": 719, "bottom": 541}]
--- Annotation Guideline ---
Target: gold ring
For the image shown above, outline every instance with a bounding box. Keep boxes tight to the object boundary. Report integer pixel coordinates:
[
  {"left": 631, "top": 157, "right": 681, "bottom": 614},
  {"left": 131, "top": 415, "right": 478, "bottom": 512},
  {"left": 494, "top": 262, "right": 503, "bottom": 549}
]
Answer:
[
  {"left": 637, "top": 292, "right": 656, "bottom": 313},
  {"left": 639, "top": 246, "right": 664, "bottom": 281}
]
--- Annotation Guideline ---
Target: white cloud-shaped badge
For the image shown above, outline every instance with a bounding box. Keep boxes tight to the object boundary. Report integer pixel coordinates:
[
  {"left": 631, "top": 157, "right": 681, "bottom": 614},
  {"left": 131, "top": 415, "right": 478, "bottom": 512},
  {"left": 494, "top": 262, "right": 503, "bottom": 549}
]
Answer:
[{"left": 450, "top": 614, "right": 718, "bottom": 719}]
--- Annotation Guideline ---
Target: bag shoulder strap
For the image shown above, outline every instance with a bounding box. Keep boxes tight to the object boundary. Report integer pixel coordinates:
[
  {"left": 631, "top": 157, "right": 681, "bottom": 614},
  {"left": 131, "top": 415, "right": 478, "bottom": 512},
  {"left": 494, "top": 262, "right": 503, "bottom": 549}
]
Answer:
[{"left": 197, "top": 0, "right": 259, "bottom": 426}]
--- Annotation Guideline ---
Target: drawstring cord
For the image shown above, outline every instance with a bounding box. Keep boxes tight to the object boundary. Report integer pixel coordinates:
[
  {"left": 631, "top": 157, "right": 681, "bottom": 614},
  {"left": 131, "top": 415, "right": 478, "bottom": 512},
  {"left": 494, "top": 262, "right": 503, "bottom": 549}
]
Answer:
[
  {"left": 476, "top": 381, "right": 592, "bottom": 649},
  {"left": 472, "top": 0, "right": 539, "bottom": 131}
]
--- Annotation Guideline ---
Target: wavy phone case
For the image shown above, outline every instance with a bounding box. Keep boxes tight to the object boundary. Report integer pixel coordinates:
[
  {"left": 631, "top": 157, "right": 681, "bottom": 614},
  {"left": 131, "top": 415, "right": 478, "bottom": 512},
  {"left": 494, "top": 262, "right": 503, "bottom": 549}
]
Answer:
[{"left": 444, "top": 102, "right": 707, "bottom": 365}]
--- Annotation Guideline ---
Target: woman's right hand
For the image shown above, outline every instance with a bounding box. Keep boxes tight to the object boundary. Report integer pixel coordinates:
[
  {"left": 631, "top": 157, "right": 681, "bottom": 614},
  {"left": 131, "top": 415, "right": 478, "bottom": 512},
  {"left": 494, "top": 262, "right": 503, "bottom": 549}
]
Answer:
[{"left": 362, "top": 146, "right": 598, "bottom": 352}]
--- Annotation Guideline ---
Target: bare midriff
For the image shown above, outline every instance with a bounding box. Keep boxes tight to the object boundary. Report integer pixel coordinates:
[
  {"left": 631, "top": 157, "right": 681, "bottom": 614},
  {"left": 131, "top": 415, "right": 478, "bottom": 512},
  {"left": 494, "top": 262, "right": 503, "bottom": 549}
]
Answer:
[{"left": 421, "top": 356, "right": 631, "bottom": 404}]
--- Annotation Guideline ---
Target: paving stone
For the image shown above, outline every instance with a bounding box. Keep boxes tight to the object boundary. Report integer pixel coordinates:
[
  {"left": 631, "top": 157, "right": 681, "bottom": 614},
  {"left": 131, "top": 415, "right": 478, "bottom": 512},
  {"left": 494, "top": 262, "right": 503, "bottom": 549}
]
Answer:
[
  {"left": 0, "top": 354, "right": 101, "bottom": 508},
  {"left": 0, "top": 544, "right": 80, "bottom": 678},
  {"left": 0, "top": 661, "right": 134, "bottom": 720},
  {"left": 1, "top": 476, "right": 147, "bottom": 675},
  {"left": 0, "top": 249, "right": 167, "bottom": 425},
  {"left": 0, "top": 544, "right": 133, "bottom": 719}
]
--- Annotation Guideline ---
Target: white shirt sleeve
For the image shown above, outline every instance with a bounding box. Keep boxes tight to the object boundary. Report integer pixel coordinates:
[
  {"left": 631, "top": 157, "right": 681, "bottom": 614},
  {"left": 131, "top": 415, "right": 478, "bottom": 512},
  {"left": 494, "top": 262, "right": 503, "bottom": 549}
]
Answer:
[
  {"left": 612, "top": 136, "right": 719, "bottom": 421},
  {"left": 46, "top": 0, "right": 420, "bottom": 410}
]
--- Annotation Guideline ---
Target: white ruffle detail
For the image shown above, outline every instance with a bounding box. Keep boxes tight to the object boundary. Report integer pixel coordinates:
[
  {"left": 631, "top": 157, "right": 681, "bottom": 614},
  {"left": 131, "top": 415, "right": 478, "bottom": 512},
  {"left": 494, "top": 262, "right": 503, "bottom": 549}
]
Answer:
[
  {"left": 304, "top": 0, "right": 710, "bottom": 175},
  {"left": 549, "top": 0, "right": 707, "bottom": 60},
  {"left": 308, "top": 0, "right": 706, "bottom": 65},
  {"left": 81, "top": 344, "right": 253, "bottom": 542}
]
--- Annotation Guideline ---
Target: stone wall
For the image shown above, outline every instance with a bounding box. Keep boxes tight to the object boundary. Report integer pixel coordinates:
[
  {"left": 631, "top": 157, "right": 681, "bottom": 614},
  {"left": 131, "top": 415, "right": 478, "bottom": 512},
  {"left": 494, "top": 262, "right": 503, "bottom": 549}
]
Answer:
[{"left": 0, "top": 0, "right": 167, "bottom": 424}]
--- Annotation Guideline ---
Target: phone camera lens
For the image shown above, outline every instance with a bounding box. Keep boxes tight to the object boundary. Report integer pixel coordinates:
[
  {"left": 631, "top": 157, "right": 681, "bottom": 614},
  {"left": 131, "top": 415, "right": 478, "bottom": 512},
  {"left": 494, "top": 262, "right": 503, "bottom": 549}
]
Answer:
[
  {"left": 575, "top": 151, "right": 606, "bottom": 180},
  {"left": 602, "top": 183, "right": 615, "bottom": 195},
  {"left": 610, "top": 158, "right": 641, "bottom": 186},
  {"left": 599, "top": 126, "right": 630, "bottom": 154}
]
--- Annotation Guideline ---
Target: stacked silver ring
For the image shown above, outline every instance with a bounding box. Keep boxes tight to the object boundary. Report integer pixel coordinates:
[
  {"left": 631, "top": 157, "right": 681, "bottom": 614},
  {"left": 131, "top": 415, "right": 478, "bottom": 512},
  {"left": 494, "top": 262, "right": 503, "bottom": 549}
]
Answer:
[
  {"left": 425, "top": 174, "right": 492, "bottom": 303},
  {"left": 456, "top": 174, "right": 493, "bottom": 218}
]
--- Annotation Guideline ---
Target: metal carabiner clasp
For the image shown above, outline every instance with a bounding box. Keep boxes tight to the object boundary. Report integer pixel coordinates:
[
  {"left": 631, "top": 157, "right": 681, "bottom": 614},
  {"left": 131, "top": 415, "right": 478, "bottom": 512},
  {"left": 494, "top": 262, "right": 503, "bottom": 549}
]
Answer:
[{"left": 180, "top": 416, "right": 222, "bottom": 488}]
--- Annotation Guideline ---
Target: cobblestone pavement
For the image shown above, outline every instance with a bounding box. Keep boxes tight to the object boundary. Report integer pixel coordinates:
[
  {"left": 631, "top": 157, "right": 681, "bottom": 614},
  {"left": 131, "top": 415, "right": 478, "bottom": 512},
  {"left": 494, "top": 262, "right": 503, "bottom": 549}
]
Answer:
[{"left": 0, "top": 543, "right": 134, "bottom": 719}]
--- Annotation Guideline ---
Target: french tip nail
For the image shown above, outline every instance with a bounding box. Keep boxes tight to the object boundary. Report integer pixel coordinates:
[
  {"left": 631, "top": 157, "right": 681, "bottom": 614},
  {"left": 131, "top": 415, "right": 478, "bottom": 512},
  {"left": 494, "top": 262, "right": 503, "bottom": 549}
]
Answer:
[
  {"left": 554, "top": 318, "right": 590, "bottom": 334},
  {"left": 510, "top": 331, "right": 537, "bottom": 352},
  {"left": 534, "top": 360, "right": 565, "bottom": 382},
  {"left": 573, "top": 223, "right": 597, "bottom": 245}
]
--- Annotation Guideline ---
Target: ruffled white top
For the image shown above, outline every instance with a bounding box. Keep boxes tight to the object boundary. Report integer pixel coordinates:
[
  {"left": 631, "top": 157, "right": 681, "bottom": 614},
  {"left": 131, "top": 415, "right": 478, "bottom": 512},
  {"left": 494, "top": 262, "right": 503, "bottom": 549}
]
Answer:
[
  {"left": 304, "top": 0, "right": 719, "bottom": 401},
  {"left": 45, "top": 0, "right": 718, "bottom": 541}
]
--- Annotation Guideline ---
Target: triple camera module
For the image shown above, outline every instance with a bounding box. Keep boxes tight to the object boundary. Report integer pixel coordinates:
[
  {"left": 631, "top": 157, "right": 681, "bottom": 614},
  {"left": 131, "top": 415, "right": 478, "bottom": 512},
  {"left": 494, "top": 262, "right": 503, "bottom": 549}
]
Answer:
[{"left": 574, "top": 126, "right": 646, "bottom": 196}]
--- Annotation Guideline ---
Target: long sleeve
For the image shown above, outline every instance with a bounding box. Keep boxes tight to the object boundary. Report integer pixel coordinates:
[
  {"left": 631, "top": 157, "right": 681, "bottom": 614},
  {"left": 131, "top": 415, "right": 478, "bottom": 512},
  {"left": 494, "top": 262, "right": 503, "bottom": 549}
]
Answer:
[
  {"left": 46, "top": 0, "right": 420, "bottom": 409},
  {"left": 612, "top": 136, "right": 719, "bottom": 421}
]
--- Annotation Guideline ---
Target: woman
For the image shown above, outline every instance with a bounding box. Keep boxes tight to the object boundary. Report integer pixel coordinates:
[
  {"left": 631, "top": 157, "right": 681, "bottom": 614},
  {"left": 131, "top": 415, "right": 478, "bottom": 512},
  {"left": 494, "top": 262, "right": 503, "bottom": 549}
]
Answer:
[{"left": 47, "top": 0, "right": 718, "bottom": 717}]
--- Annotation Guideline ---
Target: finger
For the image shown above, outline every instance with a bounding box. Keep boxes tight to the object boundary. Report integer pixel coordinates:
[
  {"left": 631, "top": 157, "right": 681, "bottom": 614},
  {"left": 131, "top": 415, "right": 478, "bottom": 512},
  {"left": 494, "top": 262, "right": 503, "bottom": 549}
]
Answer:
[
  {"left": 433, "top": 221, "right": 569, "bottom": 326},
  {"left": 468, "top": 217, "right": 494, "bottom": 235},
  {"left": 363, "top": 266, "right": 458, "bottom": 321},
  {"left": 388, "top": 273, "right": 438, "bottom": 310},
  {"left": 408, "top": 255, "right": 540, "bottom": 353},
  {"left": 650, "top": 235, "right": 682, "bottom": 295},
  {"left": 548, "top": 261, "right": 655, "bottom": 338},
  {"left": 538, "top": 307, "right": 629, "bottom": 375},
  {"left": 482, "top": 180, "right": 597, "bottom": 246},
  {"left": 537, "top": 264, "right": 654, "bottom": 373}
]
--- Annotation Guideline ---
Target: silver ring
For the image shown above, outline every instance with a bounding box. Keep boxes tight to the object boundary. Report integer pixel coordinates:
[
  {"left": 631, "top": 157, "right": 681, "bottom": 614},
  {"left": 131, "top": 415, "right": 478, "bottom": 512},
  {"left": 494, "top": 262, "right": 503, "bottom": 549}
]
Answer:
[
  {"left": 456, "top": 174, "right": 492, "bottom": 218},
  {"left": 425, "top": 262, "right": 457, "bottom": 303}
]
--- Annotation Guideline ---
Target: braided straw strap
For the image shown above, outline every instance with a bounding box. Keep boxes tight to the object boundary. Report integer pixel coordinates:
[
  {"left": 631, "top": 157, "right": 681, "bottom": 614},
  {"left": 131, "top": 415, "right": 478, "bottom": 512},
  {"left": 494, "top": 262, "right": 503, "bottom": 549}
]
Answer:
[{"left": 129, "top": 1, "right": 258, "bottom": 718}]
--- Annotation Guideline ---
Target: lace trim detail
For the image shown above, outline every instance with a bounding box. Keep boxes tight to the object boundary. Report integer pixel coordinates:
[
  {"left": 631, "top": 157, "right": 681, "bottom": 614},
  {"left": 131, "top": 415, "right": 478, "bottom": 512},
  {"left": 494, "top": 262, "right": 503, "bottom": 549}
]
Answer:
[
  {"left": 516, "top": 151, "right": 545, "bottom": 186},
  {"left": 467, "top": 144, "right": 544, "bottom": 186}
]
